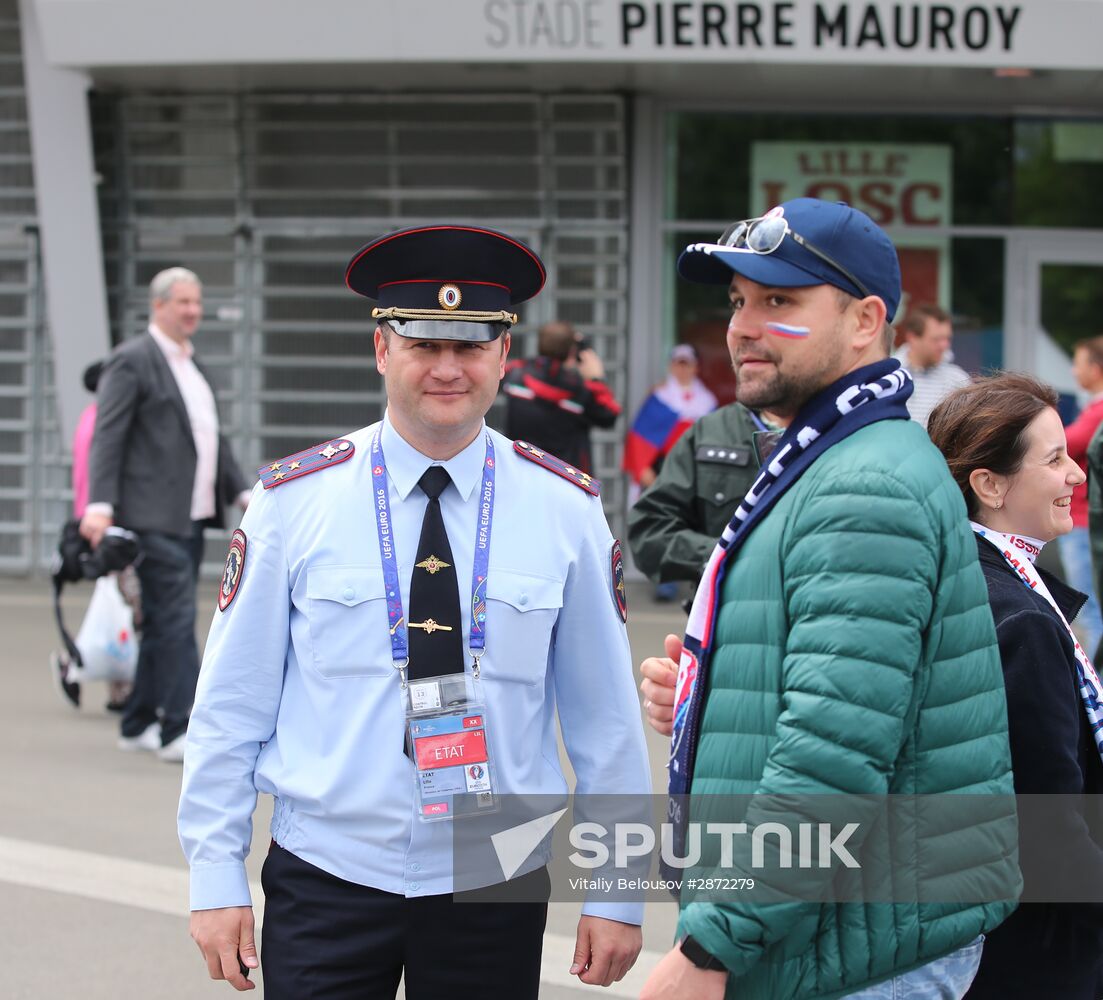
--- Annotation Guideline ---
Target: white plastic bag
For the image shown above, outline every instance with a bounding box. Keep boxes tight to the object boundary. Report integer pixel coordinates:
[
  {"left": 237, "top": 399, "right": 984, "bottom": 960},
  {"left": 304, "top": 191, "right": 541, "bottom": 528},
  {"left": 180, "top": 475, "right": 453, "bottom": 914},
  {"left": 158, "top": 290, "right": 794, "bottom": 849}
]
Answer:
[{"left": 74, "top": 575, "right": 139, "bottom": 682}]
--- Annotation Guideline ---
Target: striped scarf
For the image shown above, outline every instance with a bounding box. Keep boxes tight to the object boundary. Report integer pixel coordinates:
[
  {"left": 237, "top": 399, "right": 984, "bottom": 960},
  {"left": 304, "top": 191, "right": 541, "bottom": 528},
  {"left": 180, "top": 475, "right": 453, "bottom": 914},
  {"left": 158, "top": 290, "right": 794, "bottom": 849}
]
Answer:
[{"left": 668, "top": 359, "right": 913, "bottom": 814}]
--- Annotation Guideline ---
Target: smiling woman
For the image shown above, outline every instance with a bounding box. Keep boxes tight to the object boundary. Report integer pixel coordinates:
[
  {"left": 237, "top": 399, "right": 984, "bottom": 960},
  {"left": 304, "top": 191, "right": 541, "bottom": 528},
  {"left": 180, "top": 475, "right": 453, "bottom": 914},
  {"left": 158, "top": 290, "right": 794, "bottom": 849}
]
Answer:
[{"left": 928, "top": 373, "right": 1103, "bottom": 1000}]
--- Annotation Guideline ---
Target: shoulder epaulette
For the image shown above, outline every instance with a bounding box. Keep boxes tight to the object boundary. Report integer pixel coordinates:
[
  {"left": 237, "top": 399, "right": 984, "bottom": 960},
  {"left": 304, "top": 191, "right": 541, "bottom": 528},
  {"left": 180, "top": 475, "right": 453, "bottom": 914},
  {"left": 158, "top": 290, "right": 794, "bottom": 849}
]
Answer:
[
  {"left": 258, "top": 438, "right": 355, "bottom": 490},
  {"left": 513, "top": 440, "right": 601, "bottom": 497}
]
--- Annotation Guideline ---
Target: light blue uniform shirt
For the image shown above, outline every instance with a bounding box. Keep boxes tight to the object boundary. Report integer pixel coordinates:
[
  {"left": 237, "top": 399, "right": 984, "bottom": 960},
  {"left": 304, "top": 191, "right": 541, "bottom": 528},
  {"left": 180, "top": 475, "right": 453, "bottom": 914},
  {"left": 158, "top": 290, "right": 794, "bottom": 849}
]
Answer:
[{"left": 179, "top": 416, "right": 650, "bottom": 923}]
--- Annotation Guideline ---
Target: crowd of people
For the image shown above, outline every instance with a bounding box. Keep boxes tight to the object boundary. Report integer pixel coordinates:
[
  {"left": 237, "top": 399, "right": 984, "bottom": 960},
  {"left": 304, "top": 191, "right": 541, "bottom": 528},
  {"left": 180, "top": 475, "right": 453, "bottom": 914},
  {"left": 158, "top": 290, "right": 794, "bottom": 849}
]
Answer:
[{"left": 60, "top": 200, "right": 1103, "bottom": 998}]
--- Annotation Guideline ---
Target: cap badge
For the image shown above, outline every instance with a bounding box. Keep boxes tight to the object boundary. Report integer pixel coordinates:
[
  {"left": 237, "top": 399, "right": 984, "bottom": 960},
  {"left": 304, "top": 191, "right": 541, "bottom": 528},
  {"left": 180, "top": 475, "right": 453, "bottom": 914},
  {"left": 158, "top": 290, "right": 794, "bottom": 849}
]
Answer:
[{"left": 438, "top": 284, "right": 462, "bottom": 310}]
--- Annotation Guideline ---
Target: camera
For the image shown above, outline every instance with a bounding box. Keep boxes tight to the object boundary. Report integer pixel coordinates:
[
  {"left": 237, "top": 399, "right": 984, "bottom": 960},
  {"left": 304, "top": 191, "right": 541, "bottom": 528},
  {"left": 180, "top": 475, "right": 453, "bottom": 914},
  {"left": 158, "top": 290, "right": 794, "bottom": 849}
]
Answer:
[{"left": 53, "top": 521, "right": 140, "bottom": 583}]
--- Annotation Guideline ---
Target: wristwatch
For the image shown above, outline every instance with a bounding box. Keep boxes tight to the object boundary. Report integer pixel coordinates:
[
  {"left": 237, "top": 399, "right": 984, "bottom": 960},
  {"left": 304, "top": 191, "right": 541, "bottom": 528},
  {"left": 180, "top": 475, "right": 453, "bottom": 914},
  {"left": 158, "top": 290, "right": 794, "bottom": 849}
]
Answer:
[{"left": 680, "top": 935, "right": 726, "bottom": 971}]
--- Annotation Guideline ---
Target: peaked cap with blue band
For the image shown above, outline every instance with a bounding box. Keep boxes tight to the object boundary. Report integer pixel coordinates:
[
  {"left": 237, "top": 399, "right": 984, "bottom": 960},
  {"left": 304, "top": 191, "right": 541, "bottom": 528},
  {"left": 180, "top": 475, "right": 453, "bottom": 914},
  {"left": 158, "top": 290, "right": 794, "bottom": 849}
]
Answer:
[
  {"left": 345, "top": 225, "right": 547, "bottom": 342},
  {"left": 678, "top": 198, "right": 902, "bottom": 320}
]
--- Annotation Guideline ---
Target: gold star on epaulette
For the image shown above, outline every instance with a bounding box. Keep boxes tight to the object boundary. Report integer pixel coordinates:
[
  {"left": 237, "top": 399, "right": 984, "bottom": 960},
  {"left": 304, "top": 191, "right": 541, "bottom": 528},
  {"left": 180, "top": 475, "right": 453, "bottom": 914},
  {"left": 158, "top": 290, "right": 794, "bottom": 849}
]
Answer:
[
  {"left": 416, "top": 555, "right": 451, "bottom": 575},
  {"left": 259, "top": 437, "right": 355, "bottom": 491}
]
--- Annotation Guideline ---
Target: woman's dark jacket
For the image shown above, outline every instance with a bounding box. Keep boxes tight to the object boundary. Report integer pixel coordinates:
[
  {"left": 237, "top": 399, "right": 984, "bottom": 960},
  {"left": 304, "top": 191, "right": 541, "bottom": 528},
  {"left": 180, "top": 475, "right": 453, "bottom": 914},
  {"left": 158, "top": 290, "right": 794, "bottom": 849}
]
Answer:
[{"left": 967, "top": 535, "right": 1103, "bottom": 999}]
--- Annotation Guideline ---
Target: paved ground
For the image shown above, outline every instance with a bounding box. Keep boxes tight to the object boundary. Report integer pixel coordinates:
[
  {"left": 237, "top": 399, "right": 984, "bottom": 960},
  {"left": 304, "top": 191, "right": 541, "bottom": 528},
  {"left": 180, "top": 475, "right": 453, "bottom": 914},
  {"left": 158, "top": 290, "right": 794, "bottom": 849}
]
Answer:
[{"left": 0, "top": 575, "right": 689, "bottom": 999}]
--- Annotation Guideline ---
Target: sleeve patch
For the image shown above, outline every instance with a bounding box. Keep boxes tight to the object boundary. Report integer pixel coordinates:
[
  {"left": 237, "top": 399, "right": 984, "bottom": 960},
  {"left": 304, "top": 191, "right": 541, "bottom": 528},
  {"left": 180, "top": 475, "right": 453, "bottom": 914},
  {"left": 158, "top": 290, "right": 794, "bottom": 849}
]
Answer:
[
  {"left": 257, "top": 438, "right": 355, "bottom": 489},
  {"left": 218, "top": 529, "right": 247, "bottom": 612},
  {"left": 513, "top": 440, "right": 601, "bottom": 496},
  {"left": 610, "top": 539, "right": 627, "bottom": 623}
]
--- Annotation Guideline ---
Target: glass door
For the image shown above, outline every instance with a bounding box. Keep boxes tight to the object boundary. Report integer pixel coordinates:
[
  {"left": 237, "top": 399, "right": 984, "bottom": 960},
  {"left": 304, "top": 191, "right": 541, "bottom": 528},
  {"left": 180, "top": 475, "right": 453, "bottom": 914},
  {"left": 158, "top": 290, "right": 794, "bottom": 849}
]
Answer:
[{"left": 1004, "top": 232, "right": 1103, "bottom": 390}]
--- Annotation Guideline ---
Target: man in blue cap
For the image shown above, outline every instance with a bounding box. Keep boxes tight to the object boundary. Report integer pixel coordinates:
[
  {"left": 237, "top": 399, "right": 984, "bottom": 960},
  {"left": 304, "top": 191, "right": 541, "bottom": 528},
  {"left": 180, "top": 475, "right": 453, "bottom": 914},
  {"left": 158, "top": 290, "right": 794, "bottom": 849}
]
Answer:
[
  {"left": 638, "top": 200, "right": 1018, "bottom": 999},
  {"left": 179, "top": 225, "right": 650, "bottom": 997}
]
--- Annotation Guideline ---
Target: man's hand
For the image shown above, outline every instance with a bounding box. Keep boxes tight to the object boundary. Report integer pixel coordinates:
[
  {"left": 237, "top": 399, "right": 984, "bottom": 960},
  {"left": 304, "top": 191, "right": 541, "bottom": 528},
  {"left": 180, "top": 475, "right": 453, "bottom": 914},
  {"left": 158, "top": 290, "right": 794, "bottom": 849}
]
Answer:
[
  {"left": 79, "top": 510, "right": 113, "bottom": 549},
  {"left": 640, "top": 944, "right": 727, "bottom": 1000},
  {"left": 640, "top": 633, "right": 681, "bottom": 736},
  {"left": 577, "top": 347, "right": 605, "bottom": 380},
  {"left": 190, "top": 906, "right": 258, "bottom": 991},
  {"left": 569, "top": 915, "right": 642, "bottom": 987},
  {"left": 638, "top": 466, "right": 657, "bottom": 489}
]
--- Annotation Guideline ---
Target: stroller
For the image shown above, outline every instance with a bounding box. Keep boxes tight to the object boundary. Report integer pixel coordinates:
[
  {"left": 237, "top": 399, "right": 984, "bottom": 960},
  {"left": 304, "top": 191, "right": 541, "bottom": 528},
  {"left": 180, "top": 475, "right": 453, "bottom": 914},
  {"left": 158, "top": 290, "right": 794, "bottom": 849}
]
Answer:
[{"left": 49, "top": 520, "right": 141, "bottom": 710}]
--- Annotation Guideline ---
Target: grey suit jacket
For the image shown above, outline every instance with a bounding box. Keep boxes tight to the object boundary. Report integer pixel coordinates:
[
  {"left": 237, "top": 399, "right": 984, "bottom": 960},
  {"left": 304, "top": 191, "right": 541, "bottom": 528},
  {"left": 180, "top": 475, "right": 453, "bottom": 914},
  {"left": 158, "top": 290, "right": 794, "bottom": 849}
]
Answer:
[{"left": 88, "top": 332, "right": 249, "bottom": 537}]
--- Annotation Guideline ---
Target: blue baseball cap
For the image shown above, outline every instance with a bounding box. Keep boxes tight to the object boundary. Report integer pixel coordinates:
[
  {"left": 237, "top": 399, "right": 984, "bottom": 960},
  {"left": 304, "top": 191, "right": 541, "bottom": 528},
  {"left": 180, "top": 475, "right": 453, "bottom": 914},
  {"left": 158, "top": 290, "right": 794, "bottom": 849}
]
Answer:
[{"left": 677, "top": 198, "right": 901, "bottom": 319}]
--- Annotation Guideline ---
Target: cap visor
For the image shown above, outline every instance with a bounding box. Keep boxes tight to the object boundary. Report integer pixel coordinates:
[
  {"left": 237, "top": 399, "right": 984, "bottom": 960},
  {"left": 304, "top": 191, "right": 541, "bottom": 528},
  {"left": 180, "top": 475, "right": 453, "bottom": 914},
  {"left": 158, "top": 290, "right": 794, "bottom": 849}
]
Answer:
[
  {"left": 678, "top": 243, "right": 827, "bottom": 289},
  {"left": 384, "top": 319, "right": 507, "bottom": 343}
]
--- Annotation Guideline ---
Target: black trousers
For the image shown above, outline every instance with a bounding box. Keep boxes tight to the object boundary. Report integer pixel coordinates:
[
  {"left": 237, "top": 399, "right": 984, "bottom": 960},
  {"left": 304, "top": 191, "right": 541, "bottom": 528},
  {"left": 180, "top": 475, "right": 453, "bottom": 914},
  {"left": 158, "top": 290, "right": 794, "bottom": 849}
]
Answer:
[
  {"left": 260, "top": 843, "right": 549, "bottom": 1000},
  {"left": 121, "top": 522, "right": 205, "bottom": 743}
]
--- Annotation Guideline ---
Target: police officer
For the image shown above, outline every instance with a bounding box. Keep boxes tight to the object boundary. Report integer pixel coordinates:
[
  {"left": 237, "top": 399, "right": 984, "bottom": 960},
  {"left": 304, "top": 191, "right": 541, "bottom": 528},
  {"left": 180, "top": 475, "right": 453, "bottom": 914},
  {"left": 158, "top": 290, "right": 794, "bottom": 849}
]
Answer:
[
  {"left": 627, "top": 400, "right": 777, "bottom": 588},
  {"left": 179, "top": 225, "right": 651, "bottom": 998}
]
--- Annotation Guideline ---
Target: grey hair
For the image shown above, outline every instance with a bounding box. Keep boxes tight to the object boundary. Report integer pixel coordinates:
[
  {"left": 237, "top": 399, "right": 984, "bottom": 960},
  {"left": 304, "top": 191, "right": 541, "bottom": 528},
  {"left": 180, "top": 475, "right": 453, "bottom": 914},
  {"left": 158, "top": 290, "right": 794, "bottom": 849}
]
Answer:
[{"left": 150, "top": 267, "right": 201, "bottom": 304}]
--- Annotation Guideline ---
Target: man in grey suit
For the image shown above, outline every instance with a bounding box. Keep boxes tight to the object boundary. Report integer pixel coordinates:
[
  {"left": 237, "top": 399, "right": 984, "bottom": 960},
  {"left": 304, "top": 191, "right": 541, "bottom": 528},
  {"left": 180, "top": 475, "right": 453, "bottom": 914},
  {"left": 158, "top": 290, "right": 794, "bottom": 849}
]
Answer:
[{"left": 80, "top": 268, "right": 250, "bottom": 762}]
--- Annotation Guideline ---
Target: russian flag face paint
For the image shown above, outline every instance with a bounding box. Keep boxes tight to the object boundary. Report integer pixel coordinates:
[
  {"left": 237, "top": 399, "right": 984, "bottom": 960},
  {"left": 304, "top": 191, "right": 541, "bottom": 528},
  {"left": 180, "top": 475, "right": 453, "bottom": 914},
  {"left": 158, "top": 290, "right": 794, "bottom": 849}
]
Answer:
[{"left": 766, "top": 322, "right": 811, "bottom": 339}]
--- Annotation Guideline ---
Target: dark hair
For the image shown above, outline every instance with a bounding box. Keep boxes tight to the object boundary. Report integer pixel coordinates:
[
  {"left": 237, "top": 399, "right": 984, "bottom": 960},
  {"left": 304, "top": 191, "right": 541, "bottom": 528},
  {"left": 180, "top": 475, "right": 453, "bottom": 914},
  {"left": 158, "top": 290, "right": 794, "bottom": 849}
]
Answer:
[
  {"left": 82, "top": 360, "right": 104, "bottom": 393},
  {"left": 1074, "top": 335, "right": 1103, "bottom": 369},
  {"left": 927, "top": 372, "right": 1058, "bottom": 519},
  {"left": 537, "top": 321, "right": 578, "bottom": 361},
  {"left": 897, "top": 303, "right": 950, "bottom": 339}
]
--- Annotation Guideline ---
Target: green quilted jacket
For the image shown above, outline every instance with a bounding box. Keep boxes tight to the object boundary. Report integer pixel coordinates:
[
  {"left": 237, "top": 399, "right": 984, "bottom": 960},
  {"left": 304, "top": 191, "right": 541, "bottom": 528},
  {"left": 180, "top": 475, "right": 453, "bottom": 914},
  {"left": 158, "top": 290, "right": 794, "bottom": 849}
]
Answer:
[{"left": 678, "top": 419, "right": 1020, "bottom": 999}]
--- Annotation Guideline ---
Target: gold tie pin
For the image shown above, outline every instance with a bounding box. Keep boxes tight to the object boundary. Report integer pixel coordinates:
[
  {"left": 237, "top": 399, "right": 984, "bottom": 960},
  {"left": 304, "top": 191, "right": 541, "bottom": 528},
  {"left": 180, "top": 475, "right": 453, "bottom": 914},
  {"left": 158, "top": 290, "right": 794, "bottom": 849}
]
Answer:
[
  {"left": 408, "top": 618, "right": 453, "bottom": 634},
  {"left": 416, "top": 555, "right": 451, "bottom": 575}
]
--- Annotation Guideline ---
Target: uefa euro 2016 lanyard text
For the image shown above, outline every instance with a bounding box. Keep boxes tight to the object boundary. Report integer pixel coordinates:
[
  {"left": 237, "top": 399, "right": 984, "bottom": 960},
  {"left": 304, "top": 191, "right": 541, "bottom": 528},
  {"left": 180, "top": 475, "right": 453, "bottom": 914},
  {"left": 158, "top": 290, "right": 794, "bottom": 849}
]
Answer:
[{"left": 371, "top": 430, "right": 498, "bottom": 821}]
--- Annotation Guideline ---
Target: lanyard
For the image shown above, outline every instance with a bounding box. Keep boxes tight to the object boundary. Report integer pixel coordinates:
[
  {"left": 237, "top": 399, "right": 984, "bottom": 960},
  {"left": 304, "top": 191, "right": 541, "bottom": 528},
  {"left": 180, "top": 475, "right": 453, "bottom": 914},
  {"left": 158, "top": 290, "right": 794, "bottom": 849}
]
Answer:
[
  {"left": 972, "top": 521, "right": 1103, "bottom": 762},
  {"left": 370, "top": 429, "right": 496, "bottom": 685}
]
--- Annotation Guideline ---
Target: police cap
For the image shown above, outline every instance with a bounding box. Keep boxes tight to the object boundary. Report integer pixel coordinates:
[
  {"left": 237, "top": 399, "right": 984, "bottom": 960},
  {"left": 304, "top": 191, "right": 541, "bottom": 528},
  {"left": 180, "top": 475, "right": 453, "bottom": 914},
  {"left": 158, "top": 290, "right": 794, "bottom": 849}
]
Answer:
[{"left": 345, "top": 225, "right": 547, "bottom": 343}]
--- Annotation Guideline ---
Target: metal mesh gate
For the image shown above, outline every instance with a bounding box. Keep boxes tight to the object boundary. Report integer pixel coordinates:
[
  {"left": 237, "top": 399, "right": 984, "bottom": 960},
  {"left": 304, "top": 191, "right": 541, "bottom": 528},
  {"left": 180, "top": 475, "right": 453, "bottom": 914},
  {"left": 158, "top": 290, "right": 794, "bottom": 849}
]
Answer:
[
  {"left": 91, "top": 91, "right": 630, "bottom": 563},
  {"left": 0, "top": 0, "right": 49, "bottom": 574}
]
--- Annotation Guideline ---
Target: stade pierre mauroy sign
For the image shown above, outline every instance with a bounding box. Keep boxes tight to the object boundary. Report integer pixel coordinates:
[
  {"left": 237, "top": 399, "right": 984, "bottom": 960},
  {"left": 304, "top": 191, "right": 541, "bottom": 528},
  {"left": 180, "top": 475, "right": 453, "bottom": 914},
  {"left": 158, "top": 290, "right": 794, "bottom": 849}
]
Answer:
[
  {"left": 32, "top": 0, "right": 1103, "bottom": 70},
  {"left": 485, "top": 1, "right": 1027, "bottom": 56}
]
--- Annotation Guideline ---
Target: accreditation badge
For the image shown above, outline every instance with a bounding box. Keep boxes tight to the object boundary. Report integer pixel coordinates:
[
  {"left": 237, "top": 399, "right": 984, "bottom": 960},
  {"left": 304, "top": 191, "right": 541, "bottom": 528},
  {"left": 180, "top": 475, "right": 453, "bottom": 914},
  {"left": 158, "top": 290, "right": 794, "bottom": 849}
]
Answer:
[{"left": 406, "top": 673, "right": 499, "bottom": 822}]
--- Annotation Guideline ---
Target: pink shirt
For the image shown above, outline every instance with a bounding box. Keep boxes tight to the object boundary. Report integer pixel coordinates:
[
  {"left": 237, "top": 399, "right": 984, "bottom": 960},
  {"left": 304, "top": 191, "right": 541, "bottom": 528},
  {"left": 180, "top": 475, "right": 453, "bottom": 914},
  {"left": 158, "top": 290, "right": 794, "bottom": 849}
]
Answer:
[
  {"left": 1065, "top": 394, "right": 1103, "bottom": 528},
  {"left": 148, "top": 324, "right": 219, "bottom": 521},
  {"left": 71, "top": 402, "right": 97, "bottom": 518}
]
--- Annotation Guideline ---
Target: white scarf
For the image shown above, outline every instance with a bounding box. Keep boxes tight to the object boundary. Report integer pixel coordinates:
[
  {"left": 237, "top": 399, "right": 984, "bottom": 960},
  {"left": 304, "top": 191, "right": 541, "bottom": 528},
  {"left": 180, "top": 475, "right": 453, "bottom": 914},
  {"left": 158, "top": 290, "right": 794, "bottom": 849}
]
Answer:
[
  {"left": 972, "top": 521, "right": 1103, "bottom": 763},
  {"left": 653, "top": 375, "right": 716, "bottom": 422}
]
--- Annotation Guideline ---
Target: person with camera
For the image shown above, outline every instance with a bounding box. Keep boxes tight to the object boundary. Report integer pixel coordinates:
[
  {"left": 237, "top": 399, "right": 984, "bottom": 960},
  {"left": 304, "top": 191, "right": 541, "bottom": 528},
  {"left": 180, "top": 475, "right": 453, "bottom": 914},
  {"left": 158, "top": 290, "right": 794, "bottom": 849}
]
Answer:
[
  {"left": 51, "top": 359, "right": 138, "bottom": 712},
  {"left": 502, "top": 320, "right": 620, "bottom": 474}
]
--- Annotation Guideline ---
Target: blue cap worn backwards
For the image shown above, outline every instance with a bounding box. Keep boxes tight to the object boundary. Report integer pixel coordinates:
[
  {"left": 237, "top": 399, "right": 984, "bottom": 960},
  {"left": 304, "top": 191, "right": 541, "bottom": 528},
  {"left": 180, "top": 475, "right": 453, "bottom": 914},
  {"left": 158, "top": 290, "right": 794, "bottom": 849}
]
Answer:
[{"left": 677, "top": 198, "right": 902, "bottom": 320}]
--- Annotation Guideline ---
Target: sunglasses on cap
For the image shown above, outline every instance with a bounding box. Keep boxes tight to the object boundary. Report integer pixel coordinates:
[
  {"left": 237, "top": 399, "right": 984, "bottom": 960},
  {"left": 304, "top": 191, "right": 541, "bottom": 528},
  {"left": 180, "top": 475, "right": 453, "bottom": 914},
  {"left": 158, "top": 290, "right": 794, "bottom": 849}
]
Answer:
[{"left": 718, "top": 215, "right": 872, "bottom": 300}]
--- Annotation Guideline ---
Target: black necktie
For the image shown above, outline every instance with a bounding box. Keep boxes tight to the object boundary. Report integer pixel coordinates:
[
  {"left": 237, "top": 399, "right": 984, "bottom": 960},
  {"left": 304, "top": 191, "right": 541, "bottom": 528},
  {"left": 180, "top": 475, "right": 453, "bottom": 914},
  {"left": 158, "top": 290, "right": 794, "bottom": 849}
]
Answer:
[{"left": 407, "top": 466, "right": 465, "bottom": 681}]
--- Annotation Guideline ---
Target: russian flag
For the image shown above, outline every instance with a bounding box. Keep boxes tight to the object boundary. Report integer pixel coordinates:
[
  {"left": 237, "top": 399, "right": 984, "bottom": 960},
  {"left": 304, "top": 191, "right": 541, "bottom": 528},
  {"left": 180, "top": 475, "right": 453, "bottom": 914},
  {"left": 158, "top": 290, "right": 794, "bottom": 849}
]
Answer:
[{"left": 622, "top": 392, "right": 693, "bottom": 484}]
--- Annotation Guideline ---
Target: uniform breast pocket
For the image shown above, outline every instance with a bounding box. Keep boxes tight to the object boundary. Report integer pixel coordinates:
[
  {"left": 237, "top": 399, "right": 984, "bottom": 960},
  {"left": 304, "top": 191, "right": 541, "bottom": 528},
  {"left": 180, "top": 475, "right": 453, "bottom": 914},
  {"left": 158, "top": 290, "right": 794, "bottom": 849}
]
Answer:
[
  {"left": 484, "top": 569, "right": 565, "bottom": 687},
  {"left": 696, "top": 463, "right": 755, "bottom": 530},
  {"left": 305, "top": 565, "right": 392, "bottom": 678}
]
